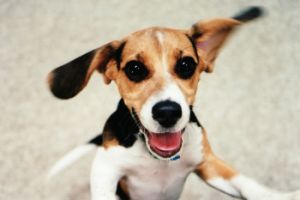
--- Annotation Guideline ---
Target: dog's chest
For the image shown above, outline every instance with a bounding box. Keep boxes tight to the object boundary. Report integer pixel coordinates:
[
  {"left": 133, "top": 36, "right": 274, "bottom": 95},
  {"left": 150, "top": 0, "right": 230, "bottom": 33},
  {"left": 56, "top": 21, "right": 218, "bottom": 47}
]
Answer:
[
  {"left": 126, "top": 160, "right": 190, "bottom": 200},
  {"left": 123, "top": 124, "right": 203, "bottom": 200}
]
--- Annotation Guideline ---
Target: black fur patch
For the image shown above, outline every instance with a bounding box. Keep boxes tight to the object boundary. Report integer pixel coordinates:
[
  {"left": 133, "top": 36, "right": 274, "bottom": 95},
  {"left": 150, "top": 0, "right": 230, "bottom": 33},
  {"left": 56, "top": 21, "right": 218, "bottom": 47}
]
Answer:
[
  {"left": 189, "top": 106, "right": 201, "bottom": 127},
  {"left": 49, "top": 50, "right": 95, "bottom": 99},
  {"left": 88, "top": 134, "right": 103, "bottom": 146},
  {"left": 232, "top": 6, "right": 264, "bottom": 22},
  {"left": 191, "top": 24, "right": 203, "bottom": 40},
  {"left": 50, "top": 44, "right": 116, "bottom": 99},
  {"left": 185, "top": 34, "right": 199, "bottom": 62},
  {"left": 115, "top": 42, "right": 126, "bottom": 70},
  {"left": 103, "top": 99, "right": 139, "bottom": 148},
  {"left": 116, "top": 182, "right": 130, "bottom": 200}
]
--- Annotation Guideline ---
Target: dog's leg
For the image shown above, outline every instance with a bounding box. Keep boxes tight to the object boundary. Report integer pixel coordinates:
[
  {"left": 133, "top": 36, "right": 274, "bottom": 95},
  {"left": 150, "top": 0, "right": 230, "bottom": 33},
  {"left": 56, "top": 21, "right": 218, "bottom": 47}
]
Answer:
[
  {"left": 90, "top": 147, "right": 124, "bottom": 200},
  {"left": 195, "top": 130, "right": 300, "bottom": 200}
]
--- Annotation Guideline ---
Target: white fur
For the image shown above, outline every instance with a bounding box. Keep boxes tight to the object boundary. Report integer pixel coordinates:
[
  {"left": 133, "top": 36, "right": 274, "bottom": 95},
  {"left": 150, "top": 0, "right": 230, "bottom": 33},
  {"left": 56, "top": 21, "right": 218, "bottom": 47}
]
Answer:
[
  {"left": 156, "top": 31, "right": 164, "bottom": 46},
  {"left": 230, "top": 175, "right": 289, "bottom": 200},
  {"left": 231, "top": 175, "right": 273, "bottom": 198},
  {"left": 48, "top": 144, "right": 96, "bottom": 179},
  {"left": 207, "top": 177, "right": 241, "bottom": 197},
  {"left": 205, "top": 175, "right": 300, "bottom": 200},
  {"left": 91, "top": 147, "right": 125, "bottom": 200},
  {"left": 155, "top": 31, "right": 169, "bottom": 75},
  {"left": 87, "top": 124, "right": 300, "bottom": 200},
  {"left": 228, "top": 175, "right": 300, "bottom": 200},
  {"left": 91, "top": 123, "right": 203, "bottom": 200}
]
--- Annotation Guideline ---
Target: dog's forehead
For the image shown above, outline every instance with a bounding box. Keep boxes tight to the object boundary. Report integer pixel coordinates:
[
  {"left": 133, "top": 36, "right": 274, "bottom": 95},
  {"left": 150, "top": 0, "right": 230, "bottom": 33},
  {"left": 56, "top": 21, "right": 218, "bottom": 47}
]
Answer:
[
  {"left": 121, "top": 27, "right": 194, "bottom": 63},
  {"left": 130, "top": 27, "right": 188, "bottom": 44}
]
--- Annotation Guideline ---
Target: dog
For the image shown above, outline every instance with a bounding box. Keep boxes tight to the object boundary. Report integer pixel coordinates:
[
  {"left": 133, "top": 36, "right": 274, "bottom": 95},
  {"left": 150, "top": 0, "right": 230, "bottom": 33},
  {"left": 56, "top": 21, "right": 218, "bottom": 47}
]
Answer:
[{"left": 47, "top": 6, "right": 300, "bottom": 200}]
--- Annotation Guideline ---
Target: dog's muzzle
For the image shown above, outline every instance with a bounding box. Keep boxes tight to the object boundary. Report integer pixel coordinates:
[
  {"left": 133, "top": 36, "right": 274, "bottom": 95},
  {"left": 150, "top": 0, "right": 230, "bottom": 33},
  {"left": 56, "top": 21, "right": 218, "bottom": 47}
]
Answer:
[{"left": 131, "top": 101, "right": 184, "bottom": 161}]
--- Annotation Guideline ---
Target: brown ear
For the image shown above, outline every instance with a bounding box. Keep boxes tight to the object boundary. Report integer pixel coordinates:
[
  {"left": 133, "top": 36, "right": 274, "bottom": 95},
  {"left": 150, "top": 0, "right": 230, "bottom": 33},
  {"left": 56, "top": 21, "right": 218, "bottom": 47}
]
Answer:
[
  {"left": 190, "top": 6, "right": 264, "bottom": 73},
  {"left": 47, "top": 41, "right": 122, "bottom": 99},
  {"left": 190, "top": 18, "right": 240, "bottom": 73}
]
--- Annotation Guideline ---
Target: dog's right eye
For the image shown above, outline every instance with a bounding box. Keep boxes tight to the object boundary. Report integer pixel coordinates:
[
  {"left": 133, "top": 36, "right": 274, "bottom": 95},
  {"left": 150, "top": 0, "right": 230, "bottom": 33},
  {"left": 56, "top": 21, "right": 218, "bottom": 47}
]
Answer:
[{"left": 124, "top": 61, "right": 149, "bottom": 82}]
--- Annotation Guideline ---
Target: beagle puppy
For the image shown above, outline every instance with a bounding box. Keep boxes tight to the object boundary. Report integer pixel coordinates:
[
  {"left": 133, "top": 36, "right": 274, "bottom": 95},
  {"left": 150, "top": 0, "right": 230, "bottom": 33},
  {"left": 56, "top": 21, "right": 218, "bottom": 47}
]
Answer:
[{"left": 48, "top": 7, "right": 300, "bottom": 200}]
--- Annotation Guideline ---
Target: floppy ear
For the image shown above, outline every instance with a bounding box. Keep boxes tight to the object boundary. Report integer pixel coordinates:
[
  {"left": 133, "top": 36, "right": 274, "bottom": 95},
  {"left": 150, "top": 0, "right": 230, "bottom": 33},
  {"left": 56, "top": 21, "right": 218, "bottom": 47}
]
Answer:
[
  {"left": 47, "top": 40, "right": 122, "bottom": 99},
  {"left": 190, "top": 18, "right": 240, "bottom": 73},
  {"left": 189, "top": 6, "right": 263, "bottom": 73}
]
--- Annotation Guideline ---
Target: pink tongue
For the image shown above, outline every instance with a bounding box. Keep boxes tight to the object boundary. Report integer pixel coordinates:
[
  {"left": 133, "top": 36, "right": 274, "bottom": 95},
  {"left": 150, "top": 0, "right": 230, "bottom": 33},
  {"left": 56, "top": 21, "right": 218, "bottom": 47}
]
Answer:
[{"left": 148, "top": 131, "right": 182, "bottom": 152}]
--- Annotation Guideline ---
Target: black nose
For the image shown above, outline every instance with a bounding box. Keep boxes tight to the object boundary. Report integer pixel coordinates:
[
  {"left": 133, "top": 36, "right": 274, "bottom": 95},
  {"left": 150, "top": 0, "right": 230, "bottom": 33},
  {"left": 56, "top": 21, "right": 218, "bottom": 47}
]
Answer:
[{"left": 152, "top": 100, "right": 182, "bottom": 128}]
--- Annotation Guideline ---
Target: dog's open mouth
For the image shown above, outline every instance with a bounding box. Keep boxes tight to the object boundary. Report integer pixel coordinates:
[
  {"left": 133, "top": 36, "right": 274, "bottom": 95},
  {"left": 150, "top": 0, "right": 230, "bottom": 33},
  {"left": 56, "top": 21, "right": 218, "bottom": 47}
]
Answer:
[
  {"left": 131, "top": 108, "right": 183, "bottom": 159},
  {"left": 147, "top": 131, "right": 183, "bottom": 158}
]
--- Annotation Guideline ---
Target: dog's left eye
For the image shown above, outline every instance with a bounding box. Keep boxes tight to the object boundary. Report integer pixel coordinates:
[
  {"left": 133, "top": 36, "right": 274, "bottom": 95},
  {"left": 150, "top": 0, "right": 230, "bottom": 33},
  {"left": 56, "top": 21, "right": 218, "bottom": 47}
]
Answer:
[
  {"left": 124, "top": 61, "right": 149, "bottom": 82},
  {"left": 175, "top": 56, "right": 197, "bottom": 79}
]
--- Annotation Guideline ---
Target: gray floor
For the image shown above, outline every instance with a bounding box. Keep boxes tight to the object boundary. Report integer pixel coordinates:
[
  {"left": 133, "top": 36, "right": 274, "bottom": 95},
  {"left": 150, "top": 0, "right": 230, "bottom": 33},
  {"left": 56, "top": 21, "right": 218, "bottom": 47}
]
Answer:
[{"left": 1, "top": 0, "right": 299, "bottom": 199}]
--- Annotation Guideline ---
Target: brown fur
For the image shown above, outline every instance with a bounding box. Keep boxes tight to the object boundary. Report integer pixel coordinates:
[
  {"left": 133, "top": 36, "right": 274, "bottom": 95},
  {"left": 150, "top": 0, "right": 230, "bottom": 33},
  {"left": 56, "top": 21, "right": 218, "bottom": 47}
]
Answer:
[
  {"left": 195, "top": 128, "right": 237, "bottom": 180},
  {"left": 190, "top": 18, "right": 240, "bottom": 72},
  {"left": 119, "top": 177, "right": 130, "bottom": 197},
  {"left": 102, "top": 130, "right": 120, "bottom": 149}
]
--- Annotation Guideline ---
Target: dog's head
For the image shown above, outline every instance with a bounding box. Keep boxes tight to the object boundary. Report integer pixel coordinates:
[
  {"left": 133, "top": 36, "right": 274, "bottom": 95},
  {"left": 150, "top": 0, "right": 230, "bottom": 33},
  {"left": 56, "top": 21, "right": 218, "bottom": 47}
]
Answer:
[{"left": 48, "top": 7, "right": 263, "bottom": 160}]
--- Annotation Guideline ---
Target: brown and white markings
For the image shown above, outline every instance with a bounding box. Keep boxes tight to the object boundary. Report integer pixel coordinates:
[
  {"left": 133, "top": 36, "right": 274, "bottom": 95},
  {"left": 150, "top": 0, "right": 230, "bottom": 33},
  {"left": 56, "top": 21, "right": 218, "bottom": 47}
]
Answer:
[{"left": 47, "top": 6, "right": 300, "bottom": 200}]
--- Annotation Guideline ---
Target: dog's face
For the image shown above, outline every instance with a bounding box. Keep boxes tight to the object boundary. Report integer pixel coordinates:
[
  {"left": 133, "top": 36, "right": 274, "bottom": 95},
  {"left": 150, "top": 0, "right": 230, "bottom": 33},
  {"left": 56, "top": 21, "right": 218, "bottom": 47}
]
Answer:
[
  {"left": 113, "top": 28, "right": 202, "bottom": 159},
  {"left": 48, "top": 18, "right": 241, "bottom": 160}
]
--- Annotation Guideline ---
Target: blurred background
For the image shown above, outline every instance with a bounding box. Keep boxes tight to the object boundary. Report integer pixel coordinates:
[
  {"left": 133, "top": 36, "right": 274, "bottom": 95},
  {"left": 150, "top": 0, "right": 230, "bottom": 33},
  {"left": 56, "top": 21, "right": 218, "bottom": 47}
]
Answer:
[{"left": 0, "top": 0, "right": 299, "bottom": 199}]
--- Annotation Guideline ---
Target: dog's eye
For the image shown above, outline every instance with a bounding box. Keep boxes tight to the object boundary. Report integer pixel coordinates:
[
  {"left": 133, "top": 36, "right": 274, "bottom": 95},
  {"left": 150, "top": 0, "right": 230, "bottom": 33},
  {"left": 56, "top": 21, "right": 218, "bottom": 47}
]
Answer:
[
  {"left": 175, "top": 57, "right": 197, "bottom": 79},
  {"left": 124, "top": 61, "right": 149, "bottom": 82}
]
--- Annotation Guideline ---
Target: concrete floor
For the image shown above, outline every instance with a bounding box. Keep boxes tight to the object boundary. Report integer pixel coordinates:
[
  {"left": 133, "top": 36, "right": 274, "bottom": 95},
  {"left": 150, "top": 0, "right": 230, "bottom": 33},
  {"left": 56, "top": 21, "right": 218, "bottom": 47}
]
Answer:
[{"left": 0, "top": 0, "right": 299, "bottom": 199}]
